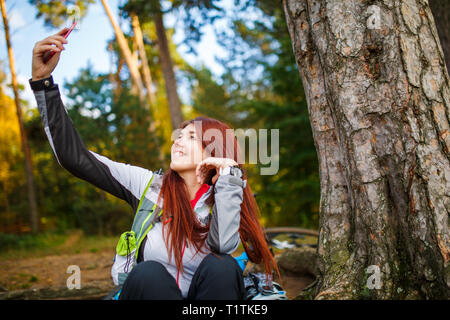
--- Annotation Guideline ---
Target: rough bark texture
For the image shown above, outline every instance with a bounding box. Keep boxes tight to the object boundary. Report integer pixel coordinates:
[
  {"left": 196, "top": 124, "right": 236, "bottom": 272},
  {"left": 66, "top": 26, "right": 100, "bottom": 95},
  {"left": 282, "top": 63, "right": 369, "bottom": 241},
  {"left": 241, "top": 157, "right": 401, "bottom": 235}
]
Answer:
[{"left": 282, "top": 0, "right": 449, "bottom": 299}]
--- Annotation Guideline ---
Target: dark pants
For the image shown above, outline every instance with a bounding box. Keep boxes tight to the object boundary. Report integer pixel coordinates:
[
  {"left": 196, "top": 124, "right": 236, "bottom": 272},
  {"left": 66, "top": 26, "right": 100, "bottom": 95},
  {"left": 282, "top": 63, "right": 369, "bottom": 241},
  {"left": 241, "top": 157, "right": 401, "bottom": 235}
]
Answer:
[{"left": 119, "top": 253, "right": 245, "bottom": 300}]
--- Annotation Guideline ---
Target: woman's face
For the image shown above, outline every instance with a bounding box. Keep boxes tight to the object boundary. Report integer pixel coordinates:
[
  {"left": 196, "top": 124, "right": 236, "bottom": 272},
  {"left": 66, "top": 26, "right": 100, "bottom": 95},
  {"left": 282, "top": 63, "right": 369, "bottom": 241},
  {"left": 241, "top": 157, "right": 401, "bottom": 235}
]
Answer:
[{"left": 170, "top": 123, "right": 206, "bottom": 173}]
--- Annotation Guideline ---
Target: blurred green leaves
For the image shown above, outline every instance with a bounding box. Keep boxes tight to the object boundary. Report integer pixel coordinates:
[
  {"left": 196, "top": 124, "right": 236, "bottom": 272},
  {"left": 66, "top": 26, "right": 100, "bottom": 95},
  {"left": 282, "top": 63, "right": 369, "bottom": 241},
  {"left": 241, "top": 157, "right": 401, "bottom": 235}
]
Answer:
[
  {"left": 1, "top": 0, "right": 319, "bottom": 237},
  {"left": 29, "top": 0, "right": 94, "bottom": 28},
  {"left": 188, "top": 0, "right": 319, "bottom": 228}
]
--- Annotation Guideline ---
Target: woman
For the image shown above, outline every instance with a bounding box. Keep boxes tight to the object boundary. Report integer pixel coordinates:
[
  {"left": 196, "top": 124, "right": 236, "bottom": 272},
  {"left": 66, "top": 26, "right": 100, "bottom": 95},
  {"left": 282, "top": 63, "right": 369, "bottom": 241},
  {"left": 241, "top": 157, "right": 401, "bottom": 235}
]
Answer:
[{"left": 30, "top": 29, "right": 278, "bottom": 300}]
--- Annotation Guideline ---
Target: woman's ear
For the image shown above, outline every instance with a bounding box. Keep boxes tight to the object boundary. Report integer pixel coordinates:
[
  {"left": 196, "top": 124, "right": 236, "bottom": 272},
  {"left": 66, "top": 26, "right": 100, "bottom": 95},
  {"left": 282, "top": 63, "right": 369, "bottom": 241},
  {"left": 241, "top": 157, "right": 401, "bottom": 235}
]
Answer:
[{"left": 207, "top": 169, "right": 217, "bottom": 185}]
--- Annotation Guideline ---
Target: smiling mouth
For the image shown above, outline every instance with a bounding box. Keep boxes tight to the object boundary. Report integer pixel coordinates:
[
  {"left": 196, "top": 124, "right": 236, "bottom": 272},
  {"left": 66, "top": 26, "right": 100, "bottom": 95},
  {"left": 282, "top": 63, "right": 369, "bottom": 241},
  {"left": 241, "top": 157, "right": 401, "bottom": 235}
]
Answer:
[{"left": 174, "top": 150, "right": 185, "bottom": 157}]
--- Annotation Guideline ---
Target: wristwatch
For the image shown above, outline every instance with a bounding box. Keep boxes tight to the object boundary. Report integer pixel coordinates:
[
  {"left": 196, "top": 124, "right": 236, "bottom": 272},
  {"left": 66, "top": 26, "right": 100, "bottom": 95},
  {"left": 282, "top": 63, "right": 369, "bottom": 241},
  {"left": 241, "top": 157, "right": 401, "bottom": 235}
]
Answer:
[{"left": 219, "top": 165, "right": 243, "bottom": 178}]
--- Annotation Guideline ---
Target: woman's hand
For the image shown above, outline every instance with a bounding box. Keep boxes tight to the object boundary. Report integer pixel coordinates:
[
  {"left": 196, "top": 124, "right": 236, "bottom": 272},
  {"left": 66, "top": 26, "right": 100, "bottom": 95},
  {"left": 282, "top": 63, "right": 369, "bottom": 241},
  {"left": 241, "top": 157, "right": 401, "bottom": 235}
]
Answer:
[
  {"left": 196, "top": 157, "right": 238, "bottom": 184},
  {"left": 32, "top": 28, "right": 68, "bottom": 81}
]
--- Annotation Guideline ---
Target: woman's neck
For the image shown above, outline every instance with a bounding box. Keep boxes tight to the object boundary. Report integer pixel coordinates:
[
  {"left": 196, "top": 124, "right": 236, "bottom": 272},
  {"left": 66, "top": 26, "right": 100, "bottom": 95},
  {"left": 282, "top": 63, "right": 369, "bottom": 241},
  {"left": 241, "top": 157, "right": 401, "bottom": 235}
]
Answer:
[{"left": 178, "top": 170, "right": 202, "bottom": 201}]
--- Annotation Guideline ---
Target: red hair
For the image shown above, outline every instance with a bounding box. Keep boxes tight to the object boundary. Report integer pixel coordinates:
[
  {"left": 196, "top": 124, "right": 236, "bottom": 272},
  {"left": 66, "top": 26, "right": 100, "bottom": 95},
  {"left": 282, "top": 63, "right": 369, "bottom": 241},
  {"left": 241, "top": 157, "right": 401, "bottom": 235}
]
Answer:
[{"left": 158, "top": 116, "right": 280, "bottom": 280}]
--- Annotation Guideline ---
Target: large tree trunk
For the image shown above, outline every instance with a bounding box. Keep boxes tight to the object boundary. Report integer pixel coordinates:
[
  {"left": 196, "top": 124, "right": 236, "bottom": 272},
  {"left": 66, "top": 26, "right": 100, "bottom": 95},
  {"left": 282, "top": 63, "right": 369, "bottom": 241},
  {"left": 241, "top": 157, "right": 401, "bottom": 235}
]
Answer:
[
  {"left": 1, "top": 0, "right": 40, "bottom": 234},
  {"left": 282, "top": 0, "right": 449, "bottom": 299},
  {"left": 154, "top": 2, "right": 184, "bottom": 130}
]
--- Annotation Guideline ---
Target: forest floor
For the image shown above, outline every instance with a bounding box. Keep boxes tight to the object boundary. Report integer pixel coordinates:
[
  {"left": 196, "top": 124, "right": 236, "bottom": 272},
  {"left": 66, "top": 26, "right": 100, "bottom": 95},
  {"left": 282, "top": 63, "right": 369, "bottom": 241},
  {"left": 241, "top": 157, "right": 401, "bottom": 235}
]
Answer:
[{"left": 0, "top": 230, "right": 313, "bottom": 300}]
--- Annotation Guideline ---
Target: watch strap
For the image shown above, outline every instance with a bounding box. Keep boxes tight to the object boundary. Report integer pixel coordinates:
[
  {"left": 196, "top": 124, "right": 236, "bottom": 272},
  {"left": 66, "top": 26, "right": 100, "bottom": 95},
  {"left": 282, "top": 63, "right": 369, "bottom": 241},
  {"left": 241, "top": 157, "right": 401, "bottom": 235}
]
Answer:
[{"left": 219, "top": 165, "right": 242, "bottom": 178}]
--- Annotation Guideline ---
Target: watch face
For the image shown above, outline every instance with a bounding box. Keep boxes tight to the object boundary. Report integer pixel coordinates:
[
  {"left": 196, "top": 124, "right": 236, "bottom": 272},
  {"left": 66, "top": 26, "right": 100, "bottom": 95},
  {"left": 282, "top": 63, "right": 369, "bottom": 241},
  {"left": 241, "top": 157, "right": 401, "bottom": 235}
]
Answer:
[
  {"left": 231, "top": 166, "right": 243, "bottom": 178},
  {"left": 220, "top": 166, "right": 242, "bottom": 178},
  {"left": 221, "top": 166, "right": 231, "bottom": 176}
]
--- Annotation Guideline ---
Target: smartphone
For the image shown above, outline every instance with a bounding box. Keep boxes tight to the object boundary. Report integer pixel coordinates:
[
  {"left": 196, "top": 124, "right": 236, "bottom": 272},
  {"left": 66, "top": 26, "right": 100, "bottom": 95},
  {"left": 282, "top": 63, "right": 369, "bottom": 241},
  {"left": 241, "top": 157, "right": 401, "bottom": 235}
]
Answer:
[{"left": 43, "top": 20, "right": 77, "bottom": 63}]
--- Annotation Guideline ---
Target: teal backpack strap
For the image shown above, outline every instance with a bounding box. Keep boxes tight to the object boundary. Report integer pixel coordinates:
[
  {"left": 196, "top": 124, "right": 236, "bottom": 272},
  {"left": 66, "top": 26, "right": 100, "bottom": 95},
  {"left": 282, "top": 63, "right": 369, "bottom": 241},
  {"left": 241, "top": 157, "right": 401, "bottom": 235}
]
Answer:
[
  {"left": 135, "top": 173, "right": 155, "bottom": 214},
  {"left": 115, "top": 172, "right": 154, "bottom": 258},
  {"left": 133, "top": 172, "right": 164, "bottom": 260},
  {"left": 135, "top": 203, "right": 162, "bottom": 260}
]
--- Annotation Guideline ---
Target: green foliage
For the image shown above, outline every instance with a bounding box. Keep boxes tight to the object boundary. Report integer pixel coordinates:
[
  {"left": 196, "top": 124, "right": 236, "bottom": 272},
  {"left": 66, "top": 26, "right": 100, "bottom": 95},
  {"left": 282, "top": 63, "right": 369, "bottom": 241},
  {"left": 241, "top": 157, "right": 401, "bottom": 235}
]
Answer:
[
  {"left": 0, "top": 231, "right": 66, "bottom": 252},
  {"left": 6, "top": 61, "right": 163, "bottom": 236},
  {"left": 185, "top": 65, "right": 235, "bottom": 124},
  {"left": 29, "top": 0, "right": 94, "bottom": 28},
  {"left": 121, "top": 0, "right": 223, "bottom": 53},
  {"left": 2, "top": 0, "right": 320, "bottom": 237},
  {"left": 55, "top": 64, "right": 163, "bottom": 234},
  {"left": 0, "top": 230, "right": 118, "bottom": 259},
  {"left": 188, "top": 1, "right": 320, "bottom": 228},
  {"left": 63, "top": 63, "right": 162, "bottom": 169}
]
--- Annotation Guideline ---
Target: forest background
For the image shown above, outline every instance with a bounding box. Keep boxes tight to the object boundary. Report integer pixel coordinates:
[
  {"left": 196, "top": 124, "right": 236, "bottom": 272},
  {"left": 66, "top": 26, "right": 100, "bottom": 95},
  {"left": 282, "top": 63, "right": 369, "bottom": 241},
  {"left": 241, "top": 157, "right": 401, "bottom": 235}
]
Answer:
[
  {"left": 1, "top": 0, "right": 449, "bottom": 300},
  {"left": 0, "top": 0, "right": 320, "bottom": 243}
]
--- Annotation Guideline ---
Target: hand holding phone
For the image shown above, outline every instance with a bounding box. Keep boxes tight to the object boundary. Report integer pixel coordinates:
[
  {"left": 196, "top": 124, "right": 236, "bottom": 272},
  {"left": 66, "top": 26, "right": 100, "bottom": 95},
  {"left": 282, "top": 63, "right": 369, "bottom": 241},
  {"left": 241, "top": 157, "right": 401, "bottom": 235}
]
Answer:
[
  {"left": 31, "top": 23, "right": 74, "bottom": 81},
  {"left": 42, "top": 20, "right": 76, "bottom": 63}
]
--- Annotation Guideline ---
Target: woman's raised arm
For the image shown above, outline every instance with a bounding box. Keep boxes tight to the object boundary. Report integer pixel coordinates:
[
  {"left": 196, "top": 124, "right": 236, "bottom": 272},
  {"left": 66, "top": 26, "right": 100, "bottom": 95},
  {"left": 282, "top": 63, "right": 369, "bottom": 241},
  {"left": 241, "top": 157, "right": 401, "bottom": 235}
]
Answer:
[{"left": 30, "top": 30, "right": 153, "bottom": 211}]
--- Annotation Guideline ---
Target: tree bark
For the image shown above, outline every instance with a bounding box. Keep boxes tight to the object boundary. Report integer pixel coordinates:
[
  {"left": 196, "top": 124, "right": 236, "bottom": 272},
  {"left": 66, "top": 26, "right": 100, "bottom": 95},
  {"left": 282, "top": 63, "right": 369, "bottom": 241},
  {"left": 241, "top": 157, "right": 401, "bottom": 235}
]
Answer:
[
  {"left": 282, "top": 0, "right": 449, "bottom": 299},
  {"left": 1, "top": 0, "right": 40, "bottom": 234},
  {"left": 154, "top": 3, "right": 184, "bottom": 130}
]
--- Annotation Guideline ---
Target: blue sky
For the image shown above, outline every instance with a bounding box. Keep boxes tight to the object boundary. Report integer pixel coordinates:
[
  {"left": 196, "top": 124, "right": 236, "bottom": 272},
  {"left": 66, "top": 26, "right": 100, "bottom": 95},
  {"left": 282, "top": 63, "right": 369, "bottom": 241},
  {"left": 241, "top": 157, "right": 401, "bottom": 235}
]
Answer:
[{"left": 0, "top": 0, "right": 226, "bottom": 107}]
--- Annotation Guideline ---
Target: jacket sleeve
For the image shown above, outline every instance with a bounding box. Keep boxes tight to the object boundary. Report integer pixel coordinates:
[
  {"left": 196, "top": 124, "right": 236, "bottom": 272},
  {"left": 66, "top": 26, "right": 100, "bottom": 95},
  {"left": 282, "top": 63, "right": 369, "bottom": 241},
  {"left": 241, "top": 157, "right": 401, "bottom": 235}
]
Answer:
[
  {"left": 32, "top": 80, "right": 152, "bottom": 211},
  {"left": 206, "top": 174, "right": 245, "bottom": 254}
]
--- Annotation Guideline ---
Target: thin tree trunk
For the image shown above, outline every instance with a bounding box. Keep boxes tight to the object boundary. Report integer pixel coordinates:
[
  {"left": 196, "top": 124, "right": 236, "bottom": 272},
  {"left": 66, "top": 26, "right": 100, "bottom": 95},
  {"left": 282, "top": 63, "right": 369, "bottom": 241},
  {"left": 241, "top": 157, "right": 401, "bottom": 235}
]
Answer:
[
  {"left": 131, "top": 36, "right": 139, "bottom": 73},
  {"left": 154, "top": 3, "right": 184, "bottom": 130},
  {"left": 102, "top": 0, "right": 165, "bottom": 166},
  {"left": 108, "top": 39, "right": 124, "bottom": 98},
  {"left": 1, "top": 0, "right": 40, "bottom": 234},
  {"left": 100, "top": 0, "right": 145, "bottom": 103},
  {"left": 130, "top": 13, "right": 166, "bottom": 166},
  {"left": 282, "top": 0, "right": 449, "bottom": 299},
  {"left": 107, "top": 40, "right": 117, "bottom": 95},
  {"left": 131, "top": 13, "right": 157, "bottom": 106},
  {"left": 1, "top": 181, "right": 10, "bottom": 216}
]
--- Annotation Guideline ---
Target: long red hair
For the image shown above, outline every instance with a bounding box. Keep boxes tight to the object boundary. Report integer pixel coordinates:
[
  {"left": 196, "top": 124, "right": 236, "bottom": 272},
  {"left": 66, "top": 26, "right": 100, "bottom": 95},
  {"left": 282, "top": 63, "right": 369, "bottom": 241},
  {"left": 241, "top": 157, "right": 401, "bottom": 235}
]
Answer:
[{"left": 158, "top": 116, "right": 280, "bottom": 280}]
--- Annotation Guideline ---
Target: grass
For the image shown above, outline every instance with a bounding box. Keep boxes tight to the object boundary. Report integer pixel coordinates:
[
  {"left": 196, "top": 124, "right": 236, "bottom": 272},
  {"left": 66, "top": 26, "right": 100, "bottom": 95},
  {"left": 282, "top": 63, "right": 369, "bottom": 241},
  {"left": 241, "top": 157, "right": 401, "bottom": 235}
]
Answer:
[
  {"left": 0, "top": 229, "right": 318, "bottom": 261},
  {"left": 0, "top": 230, "right": 118, "bottom": 291},
  {"left": 2, "top": 273, "right": 40, "bottom": 291},
  {"left": 0, "top": 230, "right": 117, "bottom": 260}
]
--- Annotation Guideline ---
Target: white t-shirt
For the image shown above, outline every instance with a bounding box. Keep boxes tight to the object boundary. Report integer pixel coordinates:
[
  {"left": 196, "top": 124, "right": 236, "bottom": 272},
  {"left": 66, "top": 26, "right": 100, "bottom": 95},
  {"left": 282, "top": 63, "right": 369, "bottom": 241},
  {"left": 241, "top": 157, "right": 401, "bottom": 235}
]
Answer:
[
  {"left": 143, "top": 222, "right": 211, "bottom": 298},
  {"left": 143, "top": 187, "right": 213, "bottom": 298}
]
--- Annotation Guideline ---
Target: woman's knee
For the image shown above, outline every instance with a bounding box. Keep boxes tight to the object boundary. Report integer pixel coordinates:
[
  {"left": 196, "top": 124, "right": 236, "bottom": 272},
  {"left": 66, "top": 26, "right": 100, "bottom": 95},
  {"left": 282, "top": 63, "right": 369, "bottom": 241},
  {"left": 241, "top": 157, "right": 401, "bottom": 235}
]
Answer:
[
  {"left": 120, "top": 260, "right": 182, "bottom": 300},
  {"left": 121, "top": 261, "right": 163, "bottom": 290},
  {"left": 201, "top": 253, "right": 242, "bottom": 278},
  {"left": 188, "top": 253, "right": 245, "bottom": 300},
  {"left": 130, "top": 260, "right": 166, "bottom": 278}
]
